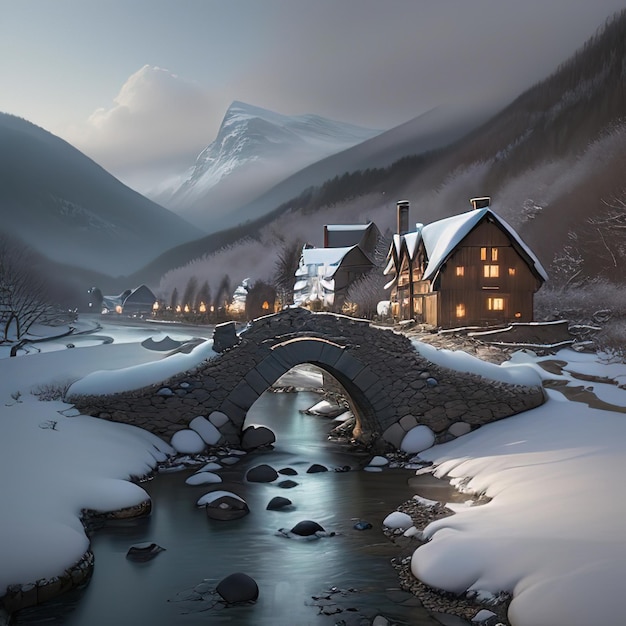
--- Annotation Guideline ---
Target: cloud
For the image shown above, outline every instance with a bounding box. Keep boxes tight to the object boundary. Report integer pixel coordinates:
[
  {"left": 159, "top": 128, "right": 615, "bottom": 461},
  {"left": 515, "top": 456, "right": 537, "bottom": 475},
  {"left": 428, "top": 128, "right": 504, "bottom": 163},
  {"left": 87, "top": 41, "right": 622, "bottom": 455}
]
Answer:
[{"left": 67, "top": 65, "right": 222, "bottom": 183}]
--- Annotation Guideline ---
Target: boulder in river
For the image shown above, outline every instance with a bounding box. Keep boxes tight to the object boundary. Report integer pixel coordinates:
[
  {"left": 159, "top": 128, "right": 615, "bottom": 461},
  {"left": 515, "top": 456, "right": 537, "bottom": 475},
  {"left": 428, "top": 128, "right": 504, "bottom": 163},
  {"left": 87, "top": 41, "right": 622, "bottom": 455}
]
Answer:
[
  {"left": 126, "top": 542, "right": 166, "bottom": 562},
  {"left": 266, "top": 496, "right": 292, "bottom": 511},
  {"left": 198, "top": 490, "right": 250, "bottom": 521},
  {"left": 246, "top": 464, "right": 279, "bottom": 483},
  {"left": 241, "top": 425, "right": 276, "bottom": 450},
  {"left": 216, "top": 572, "right": 259, "bottom": 603},
  {"left": 306, "top": 463, "right": 328, "bottom": 473}
]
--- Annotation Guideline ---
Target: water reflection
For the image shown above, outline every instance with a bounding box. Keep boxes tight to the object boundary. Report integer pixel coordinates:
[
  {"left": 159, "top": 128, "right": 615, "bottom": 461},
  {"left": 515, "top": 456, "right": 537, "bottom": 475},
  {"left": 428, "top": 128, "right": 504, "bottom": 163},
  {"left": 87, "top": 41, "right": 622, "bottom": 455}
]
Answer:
[{"left": 15, "top": 391, "right": 441, "bottom": 626}]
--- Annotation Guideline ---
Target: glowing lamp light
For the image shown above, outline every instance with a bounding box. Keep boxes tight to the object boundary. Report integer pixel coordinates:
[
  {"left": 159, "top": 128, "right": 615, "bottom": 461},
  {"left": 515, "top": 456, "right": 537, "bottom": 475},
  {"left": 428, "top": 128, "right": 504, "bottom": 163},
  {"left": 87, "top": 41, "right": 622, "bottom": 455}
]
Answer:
[
  {"left": 115, "top": 305, "right": 123, "bottom": 314},
  {"left": 199, "top": 302, "right": 206, "bottom": 313},
  {"left": 176, "top": 305, "right": 182, "bottom": 313},
  {"left": 262, "top": 301, "right": 270, "bottom": 310},
  {"left": 152, "top": 301, "right": 159, "bottom": 311},
  {"left": 184, "top": 304, "right": 190, "bottom": 313}
]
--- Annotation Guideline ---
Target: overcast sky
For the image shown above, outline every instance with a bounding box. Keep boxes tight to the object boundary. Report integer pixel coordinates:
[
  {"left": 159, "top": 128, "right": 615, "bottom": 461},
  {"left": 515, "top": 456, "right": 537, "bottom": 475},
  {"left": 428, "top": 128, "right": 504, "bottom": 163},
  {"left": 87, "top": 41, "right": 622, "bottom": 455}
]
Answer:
[{"left": 1, "top": 0, "right": 624, "bottom": 191}]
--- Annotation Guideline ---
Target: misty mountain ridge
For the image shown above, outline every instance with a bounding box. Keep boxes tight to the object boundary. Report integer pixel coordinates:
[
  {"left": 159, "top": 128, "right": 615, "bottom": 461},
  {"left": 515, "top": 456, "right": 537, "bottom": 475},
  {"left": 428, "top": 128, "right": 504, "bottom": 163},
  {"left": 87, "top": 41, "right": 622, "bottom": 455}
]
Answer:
[
  {"left": 151, "top": 100, "right": 383, "bottom": 230},
  {"left": 148, "top": 9, "right": 626, "bottom": 300},
  {"left": 0, "top": 113, "right": 203, "bottom": 277}
]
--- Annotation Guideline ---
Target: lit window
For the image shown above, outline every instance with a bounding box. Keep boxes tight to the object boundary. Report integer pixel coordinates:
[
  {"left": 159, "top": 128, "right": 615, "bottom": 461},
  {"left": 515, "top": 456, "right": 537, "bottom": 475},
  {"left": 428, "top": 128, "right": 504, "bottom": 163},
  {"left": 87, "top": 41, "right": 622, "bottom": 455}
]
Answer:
[
  {"left": 456, "top": 303, "right": 466, "bottom": 318},
  {"left": 487, "top": 297, "right": 505, "bottom": 311},
  {"left": 456, "top": 266, "right": 465, "bottom": 277},
  {"left": 483, "top": 265, "right": 500, "bottom": 278},
  {"left": 508, "top": 267, "right": 516, "bottom": 276},
  {"left": 491, "top": 248, "right": 499, "bottom": 261},
  {"left": 514, "top": 312, "right": 522, "bottom": 318},
  {"left": 480, "top": 247, "right": 487, "bottom": 261}
]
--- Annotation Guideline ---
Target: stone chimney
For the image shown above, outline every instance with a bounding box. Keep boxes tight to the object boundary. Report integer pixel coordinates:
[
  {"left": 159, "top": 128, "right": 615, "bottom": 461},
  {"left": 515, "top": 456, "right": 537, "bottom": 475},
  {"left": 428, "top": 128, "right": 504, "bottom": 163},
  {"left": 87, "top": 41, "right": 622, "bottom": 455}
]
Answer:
[
  {"left": 397, "top": 200, "right": 410, "bottom": 235},
  {"left": 470, "top": 196, "right": 491, "bottom": 210}
]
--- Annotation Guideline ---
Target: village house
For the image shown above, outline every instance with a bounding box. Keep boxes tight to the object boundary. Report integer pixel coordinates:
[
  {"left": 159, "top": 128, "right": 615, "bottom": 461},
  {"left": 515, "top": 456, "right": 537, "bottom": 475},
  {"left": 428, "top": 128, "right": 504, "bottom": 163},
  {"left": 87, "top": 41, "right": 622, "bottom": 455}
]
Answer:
[
  {"left": 98, "top": 284, "right": 157, "bottom": 316},
  {"left": 293, "top": 222, "right": 381, "bottom": 312},
  {"left": 384, "top": 198, "right": 547, "bottom": 328}
]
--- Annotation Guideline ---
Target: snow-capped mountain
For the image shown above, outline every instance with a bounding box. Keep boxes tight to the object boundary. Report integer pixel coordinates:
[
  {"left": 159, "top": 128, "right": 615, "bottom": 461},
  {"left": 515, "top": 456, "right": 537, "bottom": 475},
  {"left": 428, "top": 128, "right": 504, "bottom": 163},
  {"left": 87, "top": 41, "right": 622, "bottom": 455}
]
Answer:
[{"left": 154, "top": 101, "right": 382, "bottom": 230}]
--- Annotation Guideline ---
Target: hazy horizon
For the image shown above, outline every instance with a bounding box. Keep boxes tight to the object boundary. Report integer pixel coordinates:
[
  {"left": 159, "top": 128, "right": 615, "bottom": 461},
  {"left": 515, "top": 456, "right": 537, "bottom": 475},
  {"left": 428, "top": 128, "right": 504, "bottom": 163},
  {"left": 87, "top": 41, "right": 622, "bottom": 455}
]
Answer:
[{"left": 1, "top": 1, "right": 624, "bottom": 193}]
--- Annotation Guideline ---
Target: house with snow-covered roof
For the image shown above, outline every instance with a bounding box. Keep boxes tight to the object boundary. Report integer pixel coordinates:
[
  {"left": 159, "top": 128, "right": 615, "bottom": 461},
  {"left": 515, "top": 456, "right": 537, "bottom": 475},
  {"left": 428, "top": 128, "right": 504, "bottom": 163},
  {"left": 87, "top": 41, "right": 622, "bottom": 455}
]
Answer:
[
  {"left": 101, "top": 284, "right": 157, "bottom": 315},
  {"left": 323, "top": 222, "right": 381, "bottom": 259},
  {"left": 293, "top": 244, "right": 375, "bottom": 311},
  {"left": 384, "top": 198, "right": 547, "bottom": 328}
]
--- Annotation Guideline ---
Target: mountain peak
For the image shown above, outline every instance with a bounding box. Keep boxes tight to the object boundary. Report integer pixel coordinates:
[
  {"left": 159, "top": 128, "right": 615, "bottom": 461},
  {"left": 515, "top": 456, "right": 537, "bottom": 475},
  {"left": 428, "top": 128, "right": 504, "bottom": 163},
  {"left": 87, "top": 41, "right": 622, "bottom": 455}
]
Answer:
[{"left": 159, "top": 102, "right": 383, "bottom": 230}]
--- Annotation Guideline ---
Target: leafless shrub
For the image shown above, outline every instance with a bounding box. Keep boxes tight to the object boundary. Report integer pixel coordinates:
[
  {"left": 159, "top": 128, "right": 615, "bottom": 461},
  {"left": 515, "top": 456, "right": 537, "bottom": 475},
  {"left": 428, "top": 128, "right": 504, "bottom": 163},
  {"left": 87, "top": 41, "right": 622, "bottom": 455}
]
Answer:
[{"left": 32, "top": 381, "right": 72, "bottom": 402}]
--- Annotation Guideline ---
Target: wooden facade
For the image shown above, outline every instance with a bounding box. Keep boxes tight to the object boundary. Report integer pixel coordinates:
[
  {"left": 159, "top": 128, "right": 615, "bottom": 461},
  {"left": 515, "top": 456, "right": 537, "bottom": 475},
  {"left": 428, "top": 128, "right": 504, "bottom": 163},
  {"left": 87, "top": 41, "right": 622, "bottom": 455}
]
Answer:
[{"left": 386, "top": 206, "right": 546, "bottom": 328}]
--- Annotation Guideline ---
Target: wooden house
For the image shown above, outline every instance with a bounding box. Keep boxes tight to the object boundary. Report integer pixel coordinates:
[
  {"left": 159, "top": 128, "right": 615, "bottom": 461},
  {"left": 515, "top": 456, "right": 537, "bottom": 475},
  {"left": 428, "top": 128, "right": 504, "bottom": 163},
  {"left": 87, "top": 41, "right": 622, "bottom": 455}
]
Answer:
[
  {"left": 294, "top": 245, "right": 375, "bottom": 311},
  {"left": 384, "top": 198, "right": 547, "bottom": 328}
]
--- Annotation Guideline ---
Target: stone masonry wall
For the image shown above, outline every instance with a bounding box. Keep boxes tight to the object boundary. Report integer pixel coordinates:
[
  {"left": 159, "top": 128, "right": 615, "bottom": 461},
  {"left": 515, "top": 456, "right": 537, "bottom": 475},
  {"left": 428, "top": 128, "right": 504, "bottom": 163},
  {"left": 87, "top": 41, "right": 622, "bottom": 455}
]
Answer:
[{"left": 71, "top": 308, "right": 545, "bottom": 449}]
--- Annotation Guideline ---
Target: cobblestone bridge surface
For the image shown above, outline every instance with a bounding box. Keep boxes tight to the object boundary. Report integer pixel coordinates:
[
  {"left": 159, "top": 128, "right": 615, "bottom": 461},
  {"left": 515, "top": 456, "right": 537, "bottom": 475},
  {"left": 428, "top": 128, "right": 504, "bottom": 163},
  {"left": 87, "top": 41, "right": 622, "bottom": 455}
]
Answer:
[{"left": 73, "top": 308, "right": 545, "bottom": 450}]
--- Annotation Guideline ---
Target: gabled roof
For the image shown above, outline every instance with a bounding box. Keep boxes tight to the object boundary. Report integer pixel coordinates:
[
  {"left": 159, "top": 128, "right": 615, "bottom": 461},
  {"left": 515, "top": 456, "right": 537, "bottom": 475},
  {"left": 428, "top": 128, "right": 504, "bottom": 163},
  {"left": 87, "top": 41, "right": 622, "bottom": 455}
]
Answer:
[
  {"left": 324, "top": 222, "right": 380, "bottom": 252},
  {"left": 387, "top": 208, "right": 547, "bottom": 284},
  {"left": 298, "top": 245, "right": 373, "bottom": 279}
]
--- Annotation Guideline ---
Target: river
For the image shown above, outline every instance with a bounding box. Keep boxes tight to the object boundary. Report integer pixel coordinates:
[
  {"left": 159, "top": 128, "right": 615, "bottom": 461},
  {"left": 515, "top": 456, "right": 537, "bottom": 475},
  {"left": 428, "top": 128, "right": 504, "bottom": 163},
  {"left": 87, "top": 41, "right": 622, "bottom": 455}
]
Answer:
[{"left": 14, "top": 388, "right": 446, "bottom": 626}]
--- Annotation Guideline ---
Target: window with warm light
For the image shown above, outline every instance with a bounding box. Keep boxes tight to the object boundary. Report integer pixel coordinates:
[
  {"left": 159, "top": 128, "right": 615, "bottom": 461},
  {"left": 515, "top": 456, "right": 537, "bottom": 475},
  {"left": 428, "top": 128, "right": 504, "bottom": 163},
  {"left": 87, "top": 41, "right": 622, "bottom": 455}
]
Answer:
[
  {"left": 487, "top": 297, "right": 505, "bottom": 311},
  {"left": 514, "top": 312, "right": 522, "bottom": 318},
  {"left": 456, "top": 303, "right": 466, "bottom": 318},
  {"left": 508, "top": 267, "right": 516, "bottom": 276},
  {"left": 483, "top": 265, "right": 500, "bottom": 278},
  {"left": 456, "top": 266, "right": 465, "bottom": 277},
  {"left": 480, "top": 247, "right": 498, "bottom": 261}
]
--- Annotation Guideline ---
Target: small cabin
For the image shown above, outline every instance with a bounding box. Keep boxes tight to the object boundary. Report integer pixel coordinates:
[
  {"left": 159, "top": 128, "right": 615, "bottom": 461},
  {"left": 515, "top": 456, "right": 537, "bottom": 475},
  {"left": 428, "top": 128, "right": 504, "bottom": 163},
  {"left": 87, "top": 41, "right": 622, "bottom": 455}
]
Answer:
[{"left": 384, "top": 198, "right": 547, "bottom": 328}]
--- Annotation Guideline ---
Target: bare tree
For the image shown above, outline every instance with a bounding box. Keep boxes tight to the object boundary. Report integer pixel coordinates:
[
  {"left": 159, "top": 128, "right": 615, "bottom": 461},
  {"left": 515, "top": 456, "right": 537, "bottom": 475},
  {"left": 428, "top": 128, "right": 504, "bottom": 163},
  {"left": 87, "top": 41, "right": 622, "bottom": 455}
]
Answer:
[
  {"left": 181, "top": 275, "right": 198, "bottom": 312},
  {"left": 273, "top": 238, "right": 304, "bottom": 307},
  {"left": 344, "top": 270, "right": 388, "bottom": 319},
  {"left": 169, "top": 287, "right": 179, "bottom": 311},
  {"left": 195, "top": 280, "right": 211, "bottom": 311},
  {"left": 0, "top": 234, "right": 55, "bottom": 345}
]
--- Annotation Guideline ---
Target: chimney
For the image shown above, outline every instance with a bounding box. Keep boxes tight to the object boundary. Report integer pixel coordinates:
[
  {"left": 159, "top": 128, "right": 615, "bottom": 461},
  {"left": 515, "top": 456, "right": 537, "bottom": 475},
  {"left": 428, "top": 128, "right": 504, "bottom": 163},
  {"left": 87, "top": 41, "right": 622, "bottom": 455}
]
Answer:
[
  {"left": 470, "top": 196, "right": 491, "bottom": 210},
  {"left": 323, "top": 225, "right": 329, "bottom": 248},
  {"left": 397, "top": 200, "right": 410, "bottom": 235}
]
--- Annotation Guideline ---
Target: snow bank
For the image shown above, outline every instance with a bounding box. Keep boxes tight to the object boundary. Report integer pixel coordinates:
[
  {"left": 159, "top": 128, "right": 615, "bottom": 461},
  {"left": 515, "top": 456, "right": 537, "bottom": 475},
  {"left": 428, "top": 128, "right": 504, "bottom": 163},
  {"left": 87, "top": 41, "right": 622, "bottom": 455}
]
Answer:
[
  {"left": 0, "top": 401, "right": 172, "bottom": 593},
  {"left": 412, "top": 391, "right": 626, "bottom": 626},
  {"left": 66, "top": 339, "right": 217, "bottom": 396},
  {"left": 412, "top": 340, "right": 542, "bottom": 387}
]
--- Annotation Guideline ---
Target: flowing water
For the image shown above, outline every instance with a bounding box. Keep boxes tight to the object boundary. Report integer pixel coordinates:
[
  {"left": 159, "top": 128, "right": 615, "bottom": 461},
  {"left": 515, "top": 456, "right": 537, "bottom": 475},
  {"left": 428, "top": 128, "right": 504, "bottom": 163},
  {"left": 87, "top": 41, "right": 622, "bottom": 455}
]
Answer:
[{"left": 15, "top": 390, "right": 445, "bottom": 626}]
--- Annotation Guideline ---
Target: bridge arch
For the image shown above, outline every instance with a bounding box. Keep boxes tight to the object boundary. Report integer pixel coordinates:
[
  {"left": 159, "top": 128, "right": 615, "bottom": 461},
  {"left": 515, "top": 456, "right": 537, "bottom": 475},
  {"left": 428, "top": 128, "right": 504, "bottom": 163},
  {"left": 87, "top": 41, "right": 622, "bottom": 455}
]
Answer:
[
  {"left": 73, "top": 308, "right": 546, "bottom": 451},
  {"left": 223, "top": 337, "right": 380, "bottom": 442}
]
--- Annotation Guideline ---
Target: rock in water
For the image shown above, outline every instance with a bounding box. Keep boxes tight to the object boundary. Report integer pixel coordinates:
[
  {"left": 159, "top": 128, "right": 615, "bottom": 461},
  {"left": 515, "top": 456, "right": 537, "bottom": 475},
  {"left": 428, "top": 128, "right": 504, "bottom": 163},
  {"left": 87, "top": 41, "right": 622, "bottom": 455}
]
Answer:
[
  {"left": 266, "top": 496, "right": 292, "bottom": 511},
  {"left": 126, "top": 542, "right": 165, "bottom": 562},
  {"left": 246, "top": 464, "right": 279, "bottom": 483},
  {"left": 216, "top": 572, "right": 259, "bottom": 603},
  {"left": 290, "top": 520, "right": 325, "bottom": 536},
  {"left": 241, "top": 425, "right": 276, "bottom": 450},
  {"left": 306, "top": 463, "right": 328, "bottom": 473}
]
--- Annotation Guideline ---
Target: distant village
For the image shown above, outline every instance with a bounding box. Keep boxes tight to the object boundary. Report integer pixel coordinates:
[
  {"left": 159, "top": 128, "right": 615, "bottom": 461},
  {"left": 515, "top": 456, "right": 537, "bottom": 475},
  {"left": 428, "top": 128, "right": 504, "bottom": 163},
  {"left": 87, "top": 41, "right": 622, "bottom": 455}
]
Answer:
[{"left": 91, "top": 197, "right": 547, "bottom": 330}]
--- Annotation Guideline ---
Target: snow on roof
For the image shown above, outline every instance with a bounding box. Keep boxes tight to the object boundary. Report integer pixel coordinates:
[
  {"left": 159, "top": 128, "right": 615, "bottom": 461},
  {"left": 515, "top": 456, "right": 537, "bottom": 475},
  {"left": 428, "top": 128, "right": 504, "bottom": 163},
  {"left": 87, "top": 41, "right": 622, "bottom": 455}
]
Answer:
[
  {"left": 403, "top": 230, "right": 422, "bottom": 261},
  {"left": 301, "top": 245, "right": 356, "bottom": 268},
  {"left": 417, "top": 208, "right": 547, "bottom": 282},
  {"left": 325, "top": 223, "right": 372, "bottom": 232}
]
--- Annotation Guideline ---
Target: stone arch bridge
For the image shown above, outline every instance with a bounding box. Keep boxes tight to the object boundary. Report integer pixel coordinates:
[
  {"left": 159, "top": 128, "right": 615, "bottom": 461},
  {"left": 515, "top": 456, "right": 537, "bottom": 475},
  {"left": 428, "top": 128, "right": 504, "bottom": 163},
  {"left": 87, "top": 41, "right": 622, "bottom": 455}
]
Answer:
[{"left": 74, "top": 308, "right": 544, "bottom": 450}]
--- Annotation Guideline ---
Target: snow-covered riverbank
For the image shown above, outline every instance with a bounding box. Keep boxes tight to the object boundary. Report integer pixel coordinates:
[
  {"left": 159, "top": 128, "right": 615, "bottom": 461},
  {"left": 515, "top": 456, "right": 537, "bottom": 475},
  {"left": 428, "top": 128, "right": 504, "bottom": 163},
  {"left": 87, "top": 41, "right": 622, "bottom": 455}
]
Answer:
[{"left": 1, "top": 317, "right": 625, "bottom": 626}]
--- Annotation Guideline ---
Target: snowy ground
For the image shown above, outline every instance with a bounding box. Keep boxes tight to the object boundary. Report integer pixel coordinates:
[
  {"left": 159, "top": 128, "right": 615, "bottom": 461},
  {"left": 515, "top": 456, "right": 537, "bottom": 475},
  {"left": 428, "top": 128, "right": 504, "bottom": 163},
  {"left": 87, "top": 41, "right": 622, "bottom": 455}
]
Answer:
[{"left": 1, "top": 316, "right": 625, "bottom": 626}]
